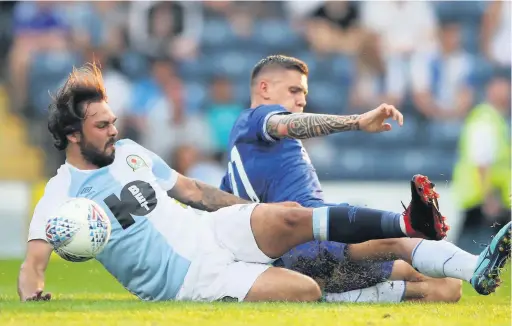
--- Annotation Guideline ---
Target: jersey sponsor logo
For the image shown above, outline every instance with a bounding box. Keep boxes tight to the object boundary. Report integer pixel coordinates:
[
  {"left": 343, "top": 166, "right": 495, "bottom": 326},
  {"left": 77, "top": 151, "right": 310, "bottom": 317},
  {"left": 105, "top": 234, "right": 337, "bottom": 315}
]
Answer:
[
  {"left": 104, "top": 180, "right": 158, "bottom": 229},
  {"left": 127, "top": 183, "right": 153, "bottom": 211},
  {"left": 126, "top": 155, "right": 148, "bottom": 171}
]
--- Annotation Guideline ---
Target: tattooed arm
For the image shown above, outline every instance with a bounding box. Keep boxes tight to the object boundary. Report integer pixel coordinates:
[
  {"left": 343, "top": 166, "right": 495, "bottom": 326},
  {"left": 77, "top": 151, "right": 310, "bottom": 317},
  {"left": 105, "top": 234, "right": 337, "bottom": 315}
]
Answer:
[
  {"left": 265, "top": 104, "right": 403, "bottom": 139},
  {"left": 168, "top": 174, "right": 251, "bottom": 212},
  {"left": 266, "top": 113, "right": 361, "bottom": 140}
]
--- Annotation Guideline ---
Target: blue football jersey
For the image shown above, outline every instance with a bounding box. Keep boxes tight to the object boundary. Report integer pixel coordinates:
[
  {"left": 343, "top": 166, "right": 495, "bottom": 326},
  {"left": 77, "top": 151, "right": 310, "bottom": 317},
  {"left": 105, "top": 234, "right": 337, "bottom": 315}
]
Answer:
[
  {"left": 220, "top": 105, "right": 325, "bottom": 206},
  {"left": 219, "top": 106, "right": 395, "bottom": 287}
]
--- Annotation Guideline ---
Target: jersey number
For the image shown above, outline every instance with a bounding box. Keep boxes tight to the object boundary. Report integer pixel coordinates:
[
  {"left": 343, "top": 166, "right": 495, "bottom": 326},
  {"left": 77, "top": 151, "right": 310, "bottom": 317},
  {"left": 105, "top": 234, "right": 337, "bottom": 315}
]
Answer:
[
  {"left": 104, "top": 180, "right": 158, "bottom": 229},
  {"left": 227, "top": 146, "right": 260, "bottom": 202}
]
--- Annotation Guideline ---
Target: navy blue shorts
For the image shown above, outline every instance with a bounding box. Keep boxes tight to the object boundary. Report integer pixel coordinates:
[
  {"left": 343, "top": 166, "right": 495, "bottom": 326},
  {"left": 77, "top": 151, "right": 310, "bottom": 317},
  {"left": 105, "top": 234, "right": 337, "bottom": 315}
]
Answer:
[{"left": 273, "top": 241, "right": 395, "bottom": 293}]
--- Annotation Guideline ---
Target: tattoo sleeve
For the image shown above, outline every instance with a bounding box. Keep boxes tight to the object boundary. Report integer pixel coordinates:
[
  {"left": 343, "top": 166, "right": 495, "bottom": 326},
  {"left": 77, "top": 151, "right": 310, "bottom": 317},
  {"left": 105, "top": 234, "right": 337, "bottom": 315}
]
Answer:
[
  {"left": 169, "top": 179, "right": 251, "bottom": 212},
  {"left": 266, "top": 113, "right": 361, "bottom": 140}
]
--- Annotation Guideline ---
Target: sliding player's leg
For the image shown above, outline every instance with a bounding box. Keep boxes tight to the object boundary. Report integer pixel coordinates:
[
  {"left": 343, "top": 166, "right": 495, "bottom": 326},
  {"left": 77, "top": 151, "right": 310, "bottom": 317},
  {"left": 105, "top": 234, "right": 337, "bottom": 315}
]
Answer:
[
  {"left": 404, "top": 278, "right": 462, "bottom": 303},
  {"left": 323, "top": 280, "right": 461, "bottom": 303},
  {"left": 249, "top": 174, "right": 448, "bottom": 259},
  {"left": 175, "top": 205, "right": 322, "bottom": 302},
  {"left": 273, "top": 241, "right": 394, "bottom": 292},
  {"left": 388, "top": 260, "right": 462, "bottom": 303},
  {"left": 323, "top": 260, "right": 462, "bottom": 303},
  {"left": 345, "top": 221, "right": 512, "bottom": 295},
  {"left": 204, "top": 201, "right": 404, "bottom": 302},
  {"left": 192, "top": 203, "right": 321, "bottom": 302},
  {"left": 244, "top": 266, "right": 321, "bottom": 302},
  {"left": 202, "top": 175, "right": 449, "bottom": 302},
  {"left": 222, "top": 258, "right": 458, "bottom": 303}
]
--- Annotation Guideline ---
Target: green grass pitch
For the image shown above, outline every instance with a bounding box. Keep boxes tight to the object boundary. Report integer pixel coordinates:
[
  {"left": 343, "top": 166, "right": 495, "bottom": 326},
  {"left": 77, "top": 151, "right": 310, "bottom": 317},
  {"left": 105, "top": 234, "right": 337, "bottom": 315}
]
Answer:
[{"left": 0, "top": 258, "right": 510, "bottom": 326}]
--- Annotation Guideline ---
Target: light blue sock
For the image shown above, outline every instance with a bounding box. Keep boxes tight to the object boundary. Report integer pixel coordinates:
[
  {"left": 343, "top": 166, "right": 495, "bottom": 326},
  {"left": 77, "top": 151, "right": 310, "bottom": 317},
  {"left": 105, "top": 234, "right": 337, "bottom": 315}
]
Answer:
[{"left": 312, "top": 207, "right": 329, "bottom": 241}]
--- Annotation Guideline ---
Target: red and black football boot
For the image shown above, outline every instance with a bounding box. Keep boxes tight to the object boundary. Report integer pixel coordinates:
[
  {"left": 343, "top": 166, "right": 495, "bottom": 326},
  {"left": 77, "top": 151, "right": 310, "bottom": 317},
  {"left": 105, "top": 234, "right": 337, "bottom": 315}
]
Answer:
[{"left": 401, "top": 174, "right": 450, "bottom": 240}]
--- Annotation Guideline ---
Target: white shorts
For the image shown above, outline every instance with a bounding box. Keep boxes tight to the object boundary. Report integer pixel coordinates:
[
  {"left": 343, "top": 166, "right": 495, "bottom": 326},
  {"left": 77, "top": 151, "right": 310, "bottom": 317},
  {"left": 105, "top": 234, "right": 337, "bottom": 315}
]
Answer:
[{"left": 176, "top": 204, "right": 273, "bottom": 302}]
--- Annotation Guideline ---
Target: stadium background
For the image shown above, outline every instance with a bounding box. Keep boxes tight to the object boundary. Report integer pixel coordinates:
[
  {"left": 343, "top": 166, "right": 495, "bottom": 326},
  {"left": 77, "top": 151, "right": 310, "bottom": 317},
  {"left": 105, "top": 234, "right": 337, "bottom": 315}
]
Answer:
[{"left": 0, "top": 1, "right": 510, "bottom": 260}]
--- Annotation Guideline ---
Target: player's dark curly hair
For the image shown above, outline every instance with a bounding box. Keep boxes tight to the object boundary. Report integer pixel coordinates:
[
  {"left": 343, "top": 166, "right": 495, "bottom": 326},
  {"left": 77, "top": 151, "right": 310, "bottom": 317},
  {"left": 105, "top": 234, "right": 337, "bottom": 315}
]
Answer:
[
  {"left": 250, "top": 55, "right": 309, "bottom": 85},
  {"left": 47, "top": 62, "right": 108, "bottom": 150}
]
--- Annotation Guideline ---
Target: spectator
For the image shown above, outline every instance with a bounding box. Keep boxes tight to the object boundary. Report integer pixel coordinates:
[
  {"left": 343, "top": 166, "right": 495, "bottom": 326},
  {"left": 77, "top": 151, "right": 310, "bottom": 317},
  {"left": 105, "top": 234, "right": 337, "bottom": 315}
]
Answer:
[
  {"left": 172, "top": 144, "right": 225, "bottom": 187},
  {"left": 187, "top": 153, "right": 226, "bottom": 188},
  {"left": 8, "top": 1, "right": 71, "bottom": 112},
  {"left": 203, "top": 1, "right": 262, "bottom": 38},
  {"left": 128, "top": 1, "right": 203, "bottom": 61},
  {"left": 480, "top": 1, "right": 511, "bottom": 69},
  {"left": 304, "top": 1, "right": 364, "bottom": 56},
  {"left": 452, "top": 75, "right": 511, "bottom": 253},
  {"left": 172, "top": 144, "right": 200, "bottom": 176},
  {"left": 127, "top": 56, "right": 185, "bottom": 159},
  {"left": 411, "top": 21, "right": 475, "bottom": 121},
  {"left": 128, "top": 55, "right": 214, "bottom": 161},
  {"left": 361, "top": 1, "right": 438, "bottom": 107},
  {"left": 62, "top": 2, "right": 128, "bottom": 53},
  {"left": 349, "top": 38, "right": 386, "bottom": 112},
  {"left": 205, "top": 76, "right": 244, "bottom": 152}
]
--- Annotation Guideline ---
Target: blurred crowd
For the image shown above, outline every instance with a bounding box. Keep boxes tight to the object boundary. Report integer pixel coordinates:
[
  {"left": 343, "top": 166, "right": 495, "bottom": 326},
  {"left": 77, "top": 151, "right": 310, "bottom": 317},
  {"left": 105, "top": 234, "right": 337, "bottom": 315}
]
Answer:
[
  {"left": 0, "top": 1, "right": 509, "bottom": 253},
  {"left": 0, "top": 1, "right": 510, "bottom": 179}
]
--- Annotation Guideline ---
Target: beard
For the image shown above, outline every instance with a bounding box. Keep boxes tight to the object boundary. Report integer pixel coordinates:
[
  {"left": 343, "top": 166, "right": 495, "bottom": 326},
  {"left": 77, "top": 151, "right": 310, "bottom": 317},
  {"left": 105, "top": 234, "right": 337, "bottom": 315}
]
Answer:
[{"left": 79, "top": 136, "right": 116, "bottom": 168}]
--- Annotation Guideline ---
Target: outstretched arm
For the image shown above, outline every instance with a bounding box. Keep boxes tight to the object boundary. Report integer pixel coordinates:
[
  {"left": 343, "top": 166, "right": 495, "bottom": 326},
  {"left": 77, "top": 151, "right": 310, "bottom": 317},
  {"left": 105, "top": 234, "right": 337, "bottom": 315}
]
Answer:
[
  {"left": 18, "top": 240, "right": 53, "bottom": 301},
  {"left": 266, "top": 103, "right": 403, "bottom": 140},
  {"left": 168, "top": 174, "right": 252, "bottom": 212},
  {"left": 266, "top": 113, "right": 361, "bottom": 140}
]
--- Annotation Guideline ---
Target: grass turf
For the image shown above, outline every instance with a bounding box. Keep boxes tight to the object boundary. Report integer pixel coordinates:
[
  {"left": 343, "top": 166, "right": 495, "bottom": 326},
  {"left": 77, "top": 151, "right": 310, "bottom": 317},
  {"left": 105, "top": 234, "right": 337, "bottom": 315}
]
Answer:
[{"left": 0, "top": 258, "right": 510, "bottom": 326}]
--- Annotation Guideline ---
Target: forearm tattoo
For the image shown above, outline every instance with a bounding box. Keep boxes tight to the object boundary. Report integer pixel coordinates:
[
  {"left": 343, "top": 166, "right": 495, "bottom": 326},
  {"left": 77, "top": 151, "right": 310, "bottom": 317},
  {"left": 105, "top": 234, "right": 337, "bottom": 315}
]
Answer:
[
  {"left": 180, "top": 180, "right": 251, "bottom": 212},
  {"left": 266, "top": 113, "right": 361, "bottom": 139}
]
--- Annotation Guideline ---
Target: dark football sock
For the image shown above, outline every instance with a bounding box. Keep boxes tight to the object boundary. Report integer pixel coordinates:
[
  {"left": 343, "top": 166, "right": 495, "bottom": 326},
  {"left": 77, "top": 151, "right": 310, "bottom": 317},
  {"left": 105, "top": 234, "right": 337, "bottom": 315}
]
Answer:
[{"left": 312, "top": 206, "right": 405, "bottom": 243}]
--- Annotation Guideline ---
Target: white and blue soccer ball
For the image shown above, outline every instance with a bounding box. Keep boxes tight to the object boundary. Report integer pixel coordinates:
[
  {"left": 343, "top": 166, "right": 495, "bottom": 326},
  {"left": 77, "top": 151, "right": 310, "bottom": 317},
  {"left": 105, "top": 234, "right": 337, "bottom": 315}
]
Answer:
[{"left": 45, "top": 198, "right": 111, "bottom": 262}]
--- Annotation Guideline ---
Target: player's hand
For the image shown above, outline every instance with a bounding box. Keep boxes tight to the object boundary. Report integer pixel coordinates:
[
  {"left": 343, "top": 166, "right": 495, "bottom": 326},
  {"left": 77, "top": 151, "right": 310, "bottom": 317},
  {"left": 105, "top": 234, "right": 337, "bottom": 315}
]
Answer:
[
  {"left": 358, "top": 104, "right": 404, "bottom": 133},
  {"left": 21, "top": 289, "right": 52, "bottom": 302}
]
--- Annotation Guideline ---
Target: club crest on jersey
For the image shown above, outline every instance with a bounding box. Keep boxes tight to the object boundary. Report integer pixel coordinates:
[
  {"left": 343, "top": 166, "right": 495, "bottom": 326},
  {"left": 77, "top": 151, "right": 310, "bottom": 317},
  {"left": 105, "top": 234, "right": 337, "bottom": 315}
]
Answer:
[{"left": 126, "top": 155, "right": 147, "bottom": 171}]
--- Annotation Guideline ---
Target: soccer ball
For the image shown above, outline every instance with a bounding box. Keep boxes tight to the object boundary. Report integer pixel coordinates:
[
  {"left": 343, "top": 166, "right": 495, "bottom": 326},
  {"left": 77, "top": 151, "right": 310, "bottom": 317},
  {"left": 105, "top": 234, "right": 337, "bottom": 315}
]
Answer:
[{"left": 45, "top": 198, "right": 111, "bottom": 262}]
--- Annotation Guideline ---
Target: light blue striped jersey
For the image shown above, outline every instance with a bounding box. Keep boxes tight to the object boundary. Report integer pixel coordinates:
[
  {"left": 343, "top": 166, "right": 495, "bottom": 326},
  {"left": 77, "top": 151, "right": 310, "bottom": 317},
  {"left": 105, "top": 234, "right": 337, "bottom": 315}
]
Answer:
[{"left": 28, "top": 139, "right": 201, "bottom": 301}]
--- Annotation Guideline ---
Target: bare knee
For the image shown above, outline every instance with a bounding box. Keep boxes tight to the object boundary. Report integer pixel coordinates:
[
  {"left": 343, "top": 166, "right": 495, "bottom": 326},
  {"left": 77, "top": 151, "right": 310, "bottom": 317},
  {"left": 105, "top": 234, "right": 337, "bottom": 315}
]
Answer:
[
  {"left": 251, "top": 205, "right": 313, "bottom": 258},
  {"left": 390, "top": 260, "right": 425, "bottom": 282},
  {"left": 428, "top": 278, "right": 462, "bottom": 303},
  {"left": 245, "top": 268, "right": 322, "bottom": 302},
  {"left": 295, "top": 276, "right": 322, "bottom": 302},
  {"left": 439, "top": 279, "right": 462, "bottom": 303},
  {"left": 280, "top": 207, "right": 312, "bottom": 228}
]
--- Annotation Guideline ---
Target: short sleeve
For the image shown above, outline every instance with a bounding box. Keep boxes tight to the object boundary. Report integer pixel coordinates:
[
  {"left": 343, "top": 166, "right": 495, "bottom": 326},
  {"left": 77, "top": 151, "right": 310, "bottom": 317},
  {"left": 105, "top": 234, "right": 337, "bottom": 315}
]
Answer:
[
  {"left": 28, "top": 198, "right": 54, "bottom": 242},
  {"left": 28, "top": 178, "right": 71, "bottom": 242},
  {"left": 116, "top": 138, "right": 179, "bottom": 191},
  {"left": 249, "top": 105, "right": 290, "bottom": 143},
  {"left": 149, "top": 150, "right": 179, "bottom": 191}
]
